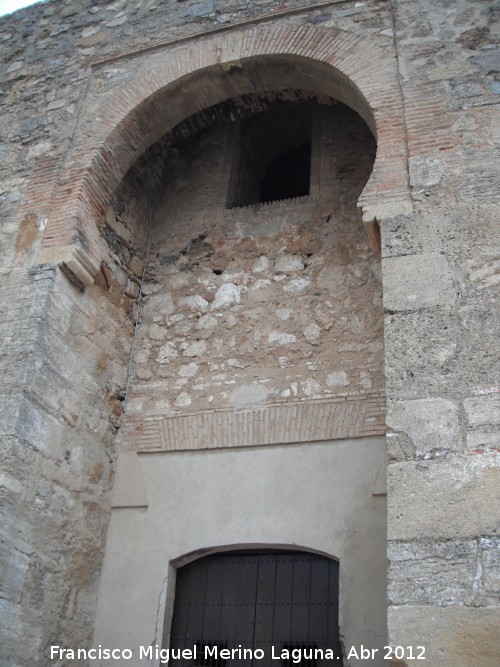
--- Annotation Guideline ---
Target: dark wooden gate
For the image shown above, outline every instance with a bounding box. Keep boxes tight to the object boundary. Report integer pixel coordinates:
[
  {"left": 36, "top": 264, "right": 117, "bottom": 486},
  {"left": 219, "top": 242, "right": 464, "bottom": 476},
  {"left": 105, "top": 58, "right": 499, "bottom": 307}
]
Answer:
[{"left": 168, "top": 551, "right": 341, "bottom": 666}]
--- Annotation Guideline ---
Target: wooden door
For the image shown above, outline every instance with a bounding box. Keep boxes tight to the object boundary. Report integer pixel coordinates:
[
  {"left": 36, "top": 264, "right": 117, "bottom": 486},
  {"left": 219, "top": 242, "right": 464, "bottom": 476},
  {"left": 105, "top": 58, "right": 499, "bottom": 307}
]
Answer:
[{"left": 169, "top": 551, "right": 341, "bottom": 666}]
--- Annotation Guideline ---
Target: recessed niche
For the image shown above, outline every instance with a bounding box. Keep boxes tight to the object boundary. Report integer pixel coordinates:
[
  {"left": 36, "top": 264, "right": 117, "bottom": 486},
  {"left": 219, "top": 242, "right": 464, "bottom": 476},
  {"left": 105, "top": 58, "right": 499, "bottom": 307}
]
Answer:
[{"left": 227, "top": 104, "right": 314, "bottom": 208}]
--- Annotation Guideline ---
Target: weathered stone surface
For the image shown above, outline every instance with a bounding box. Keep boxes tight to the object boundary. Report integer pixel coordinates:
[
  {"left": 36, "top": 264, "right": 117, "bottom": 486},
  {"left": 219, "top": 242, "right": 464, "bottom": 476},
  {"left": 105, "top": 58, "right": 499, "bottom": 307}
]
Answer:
[
  {"left": 387, "top": 398, "right": 461, "bottom": 460},
  {"left": 380, "top": 214, "right": 423, "bottom": 258},
  {"left": 388, "top": 606, "right": 500, "bottom": 667},
  {"left": 388, "top": 540, "right": 478, "bottom": 606},
  {"left": 409, "top": 156, "right": 444, "bottom": 188},
  {"left": 388, "top": 455, "right": 500, "bottom": 540},
  {"left": 212, "top": 283, "right": 240, "bottom": 309},
  {"left": 384, "top": 304, "right": 499, "bottom": 400},
  {"left": 382, "top": 253, "right": 456, "bottom": 311},
  {"left": 390, "top": 535, "right": 500, "bottom": 607},
  {"left": 463, "top": 395, "right": 500, "bottom": 428},
  {"left": 466, "top": 250, "right": 500, "bottom": 291},
  {"left": 143, "top": 292, "right": 174, "bottom": 318},
  {"left": 274, "top": 254, "right": 304, "bottom": 273},
  {"left": 472, "top": 50, "right": 500, "bottom": 74}
]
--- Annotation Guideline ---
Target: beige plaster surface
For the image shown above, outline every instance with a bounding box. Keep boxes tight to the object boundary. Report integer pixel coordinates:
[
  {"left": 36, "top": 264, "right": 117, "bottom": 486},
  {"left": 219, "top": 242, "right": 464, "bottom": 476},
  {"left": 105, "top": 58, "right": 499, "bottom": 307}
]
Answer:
[{"left": 93, "top": 437, "right": 387, "bottom": 666}]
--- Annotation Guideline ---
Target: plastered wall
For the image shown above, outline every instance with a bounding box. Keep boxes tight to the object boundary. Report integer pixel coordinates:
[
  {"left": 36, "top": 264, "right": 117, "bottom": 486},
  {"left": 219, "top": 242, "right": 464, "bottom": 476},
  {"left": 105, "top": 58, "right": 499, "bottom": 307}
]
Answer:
[{"left": 94, "top": 438, "right": 387, "bottom": 667}]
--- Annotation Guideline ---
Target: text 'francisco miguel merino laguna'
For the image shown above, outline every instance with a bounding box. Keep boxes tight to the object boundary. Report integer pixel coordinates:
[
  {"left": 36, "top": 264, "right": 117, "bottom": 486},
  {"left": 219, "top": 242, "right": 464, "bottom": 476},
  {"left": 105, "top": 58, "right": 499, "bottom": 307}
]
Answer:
[{"left": 50, "top": 644, "right": 344, "bottom": 663}]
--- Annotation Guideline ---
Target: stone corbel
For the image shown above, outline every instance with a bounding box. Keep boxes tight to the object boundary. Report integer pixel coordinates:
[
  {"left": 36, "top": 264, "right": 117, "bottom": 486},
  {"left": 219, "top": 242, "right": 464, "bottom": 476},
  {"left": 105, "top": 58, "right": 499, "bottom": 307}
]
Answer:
[
  {"left": 359, "top": 198, "right": 413, "bottom": 254},
  {"left": 39, "top": 244, "right": 100, "bottom": 289},
  {"left": 362, "top": 214, "right": 382, "bottom": 254}
]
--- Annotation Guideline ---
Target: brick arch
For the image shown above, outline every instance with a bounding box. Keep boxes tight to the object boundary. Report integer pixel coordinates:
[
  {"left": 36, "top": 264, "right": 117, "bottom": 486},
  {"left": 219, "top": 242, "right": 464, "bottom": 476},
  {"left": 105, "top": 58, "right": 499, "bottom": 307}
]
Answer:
[{"left": 38, "top": 24, "right": 410, "bottom": 286}]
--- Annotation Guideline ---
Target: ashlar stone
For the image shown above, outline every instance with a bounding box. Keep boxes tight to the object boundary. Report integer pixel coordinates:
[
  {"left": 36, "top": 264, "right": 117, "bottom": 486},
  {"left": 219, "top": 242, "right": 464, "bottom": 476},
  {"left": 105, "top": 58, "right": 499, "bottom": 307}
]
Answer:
[
  {"left": 387, "top": 398, "right": 461, "bottom": 460},
  {"left": 383, "top": 253, "right": 456, "bottom": 311},
  {"left": 388, "top": 539, "right": 478, "bottom": 606},
  {"left": 388, "top": 454, "right": 500, "bottom": 540},
  {"left": 388, "top": 606, "right": 500, "bottom": 667},
  {"left": 463, "top": 395, "right": 500, "bottom": 428}
]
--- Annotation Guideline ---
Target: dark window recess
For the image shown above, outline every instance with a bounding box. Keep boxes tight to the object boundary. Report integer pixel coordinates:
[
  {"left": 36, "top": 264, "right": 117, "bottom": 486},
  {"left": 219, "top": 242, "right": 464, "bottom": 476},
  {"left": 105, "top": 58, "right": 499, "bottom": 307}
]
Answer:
[
  {"left": 166, "top": 550, "right": 341, "bottom": 667},
  {"left": 227, "top": 104, "right": 313, "bottom": 208},
  {"left": 259, "top": 143, "right": 311, "bottom": 203}
]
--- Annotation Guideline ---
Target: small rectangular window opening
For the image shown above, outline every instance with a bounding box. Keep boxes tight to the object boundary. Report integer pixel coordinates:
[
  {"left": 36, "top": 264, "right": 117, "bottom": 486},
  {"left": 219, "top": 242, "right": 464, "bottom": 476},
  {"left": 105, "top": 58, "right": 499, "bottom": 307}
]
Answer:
[{"left": 228, "top": 105, "right": 313, "bottom": 208}]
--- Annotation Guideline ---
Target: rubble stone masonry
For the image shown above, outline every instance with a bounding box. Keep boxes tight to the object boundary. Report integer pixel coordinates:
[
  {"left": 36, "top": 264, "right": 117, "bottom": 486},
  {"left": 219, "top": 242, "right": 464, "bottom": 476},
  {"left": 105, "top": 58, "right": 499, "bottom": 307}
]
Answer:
[{"left": 0, "top": 1, "right": 499, "bottom": 666}]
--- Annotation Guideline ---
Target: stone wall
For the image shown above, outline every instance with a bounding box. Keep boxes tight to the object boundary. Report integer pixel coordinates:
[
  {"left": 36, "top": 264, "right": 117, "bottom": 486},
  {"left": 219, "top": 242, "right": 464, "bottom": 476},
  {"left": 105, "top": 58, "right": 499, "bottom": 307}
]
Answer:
[
  {"left": 0, "top": 265, "right": 133, "bottom": 665},
  {"left": 385, "top": 1, "right": 500, "bottom": 663},
  {"left": 120, "top": 101, "right": 381, "bottom": 419},
  {"left": 0, "top": 0, "right": 498, "bottom": 666}
]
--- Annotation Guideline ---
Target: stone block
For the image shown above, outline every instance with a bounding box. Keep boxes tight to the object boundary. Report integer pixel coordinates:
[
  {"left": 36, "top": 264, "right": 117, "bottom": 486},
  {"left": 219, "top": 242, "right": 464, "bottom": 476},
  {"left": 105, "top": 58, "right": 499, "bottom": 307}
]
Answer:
[
  {"left": 465, "top": 431, "right": 499, "bottom": 454},
  {"left": 274, "top": 254, "right": 304, "bottom": 272},
  {"left": 387, "top": 398, "right": 461, "bottom": 460},
  {"left": 143, "top": 292, "right": 174, "bottom": 319},
  {"left": 12, "top": 395, "right": 66, "bottom": 459},
  {"left": 179, "top": 0, "right": 214, "bottom": 18},
  {"left": 463, "top": 395, "right": 500, "bottom": 428},
  {"left": 212, "top": 283, "right": 240, "bottom": 309},
  {"left": 388, "top": 539, "right": 477, "bottom": 606},
  {"left": 382, "top": 253, "right": 456, "bottom": 311},
  {"left": 388, "top": 455, "right": 500, "bottom": 540},
  {"left": 0, "top": 395, "right": 23, "bottom": 437},
  {"left": 388, "top": 606, "right": 500, "bottom": 667},
  {"left": 0, "top": 541, "right": 29, "bottom": 604},
  {"left": 251, "top": 255, "right": 270, "bottom": 274},
  {"left": 384, "top": 305, "right": 499, "bottom": 399},
  {"left": 105, "top": 207, "right": 131, "bottom": 246},
  {"left": 0, "top": 598, "right": 35, "bottom": 665},
  {"left": 472, "top": 50, "right": 500, "bottom": 73},
  {"left": 466, "top": 250, "right": 500, "bottom": 291},
  {"left": 463, "top": 395, "right": 500, "bottom": 456},
  {"left": 478, "top": 537, "right": 500, "bottom": 605},
  {"left": 416, "top": 204, "right": 500, "bottom": 259},
  {"left": 409, "top": 156, "right": 444, "bottom": 188},
  {"left": 380, "top": 214, "right": 422, "bottom": 258}
]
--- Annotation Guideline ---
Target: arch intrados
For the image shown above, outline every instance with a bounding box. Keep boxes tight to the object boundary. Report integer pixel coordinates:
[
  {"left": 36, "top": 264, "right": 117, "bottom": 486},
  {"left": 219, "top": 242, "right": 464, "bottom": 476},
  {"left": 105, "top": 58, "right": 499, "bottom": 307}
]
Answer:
[
  {"left": 104, "top": 54, "right": 376, "bottom": 192},
  {"left": 39, "top": 24, "right": 409, "bottom": 283}
]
